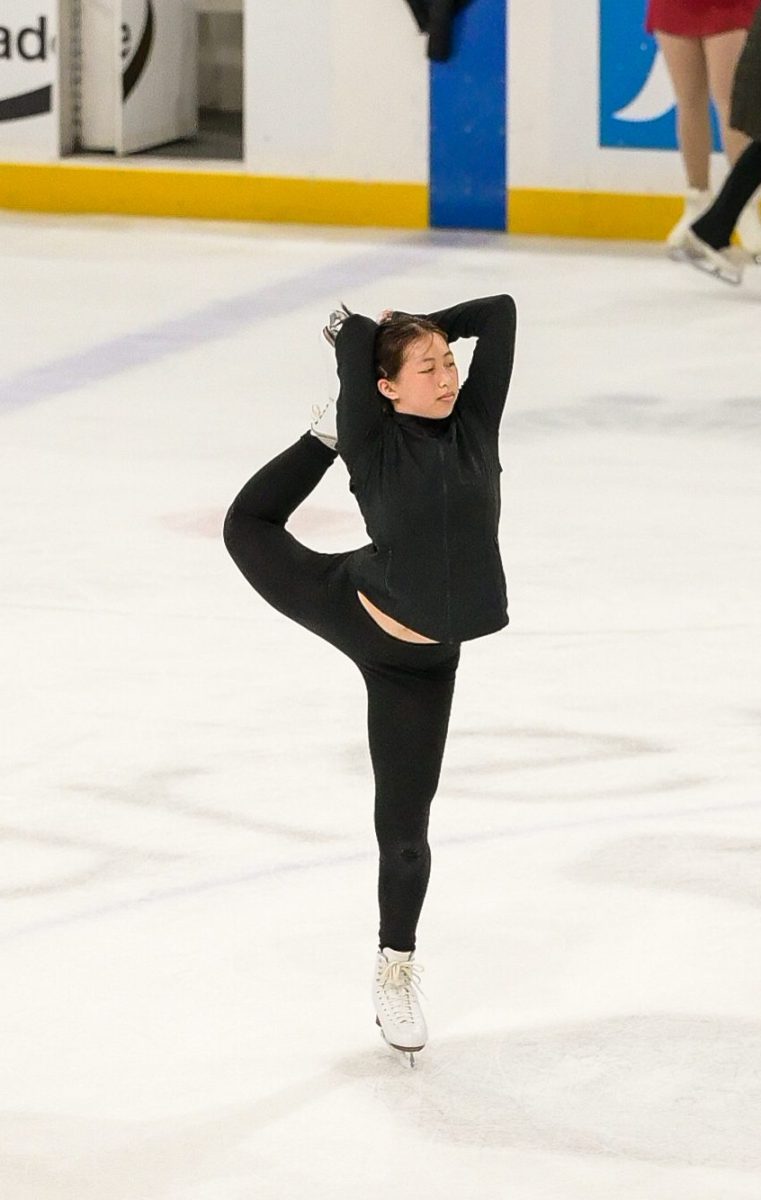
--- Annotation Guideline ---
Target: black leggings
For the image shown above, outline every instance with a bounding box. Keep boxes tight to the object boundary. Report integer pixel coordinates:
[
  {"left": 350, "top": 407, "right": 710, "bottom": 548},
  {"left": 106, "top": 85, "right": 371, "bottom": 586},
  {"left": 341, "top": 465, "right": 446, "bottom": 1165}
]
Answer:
[
  {"left": 223, "top": 432, "right": 461, "bottom": 951},
  {"left": 691, "top": 139, "right": 761, "bottom": 249}
]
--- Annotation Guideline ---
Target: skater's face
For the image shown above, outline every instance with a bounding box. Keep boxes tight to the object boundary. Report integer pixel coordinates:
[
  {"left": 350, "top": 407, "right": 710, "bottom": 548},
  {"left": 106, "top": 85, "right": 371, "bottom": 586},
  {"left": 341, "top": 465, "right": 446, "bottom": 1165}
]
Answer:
[{"left": 377, "top": 334, "right": 459, "bottom": 419}]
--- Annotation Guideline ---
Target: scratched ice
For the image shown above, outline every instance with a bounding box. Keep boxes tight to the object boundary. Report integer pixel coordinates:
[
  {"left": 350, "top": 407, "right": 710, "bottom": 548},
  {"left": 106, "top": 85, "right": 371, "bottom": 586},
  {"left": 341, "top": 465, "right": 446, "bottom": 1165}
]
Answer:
[{"left": 1, "top": 212, "right": 760, "bottom": 1200}]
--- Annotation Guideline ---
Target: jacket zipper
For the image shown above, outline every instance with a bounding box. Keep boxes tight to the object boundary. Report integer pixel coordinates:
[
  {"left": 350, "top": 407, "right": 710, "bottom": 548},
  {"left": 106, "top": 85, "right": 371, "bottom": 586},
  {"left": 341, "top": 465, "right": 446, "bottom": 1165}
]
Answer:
[{"left": 438, "top": 441, "right": 451, "bottom": 640}]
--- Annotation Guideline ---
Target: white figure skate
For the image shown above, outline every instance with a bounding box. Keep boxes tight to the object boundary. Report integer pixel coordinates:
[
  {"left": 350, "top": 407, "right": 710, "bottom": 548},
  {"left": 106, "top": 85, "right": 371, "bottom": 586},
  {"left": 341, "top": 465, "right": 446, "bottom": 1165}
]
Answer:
[
  {"left": 310, "top": 390, "right": 338, "bottom": 450},
  {"left": 667, "top": 187, "right": 713, "bottom": 257},
  {"left": 373, "top": 947, "right": 427, "bottom": 1068},
  {"left": 322, "top": 303, "right": 352, "bottom": 347},
  {"left": 681, "top": 229, "right": 746, "bottom": 285},
  {"left": 310, "top": 305, "right": 352, "bottom": 450}
]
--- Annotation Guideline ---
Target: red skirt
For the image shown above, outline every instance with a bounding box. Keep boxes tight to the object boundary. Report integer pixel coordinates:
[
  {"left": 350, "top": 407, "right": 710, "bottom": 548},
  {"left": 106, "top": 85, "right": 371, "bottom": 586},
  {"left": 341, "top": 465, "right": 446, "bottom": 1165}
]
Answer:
[{"left": 646, "top": 0, "right": 759, "bottom": 36}]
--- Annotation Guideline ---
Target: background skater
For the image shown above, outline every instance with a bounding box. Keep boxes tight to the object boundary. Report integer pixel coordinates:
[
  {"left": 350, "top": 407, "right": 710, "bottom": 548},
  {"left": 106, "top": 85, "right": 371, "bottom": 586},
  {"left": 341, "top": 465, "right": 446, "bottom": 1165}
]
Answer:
[
  {"left": 645, "top": 0, "right": 761, "bottom": 254},
  {"left": 682, "top": 0, "right": 761, "bottom": 283}
]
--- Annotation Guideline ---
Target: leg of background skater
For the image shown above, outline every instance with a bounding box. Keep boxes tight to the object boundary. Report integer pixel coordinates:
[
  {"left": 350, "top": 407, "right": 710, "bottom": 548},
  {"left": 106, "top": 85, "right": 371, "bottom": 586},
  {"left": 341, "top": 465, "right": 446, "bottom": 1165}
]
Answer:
[
  {"left": 691, "top": 139, "right": 761, "bottom": 247},
  {"left": 682, "top": 138, "right": 761, "bottom": 281},
  {"left": 656, "top": 33, "right": 713, "bottom": 248},
  {"left": 361, "top": 654, "right": 459, "bottom": 1061},
  {"left": 705, "top": 29, "right": 761, "bottom": 255},
  {"left": 659, "top": 34, "right": 712, "bottom": 187},
  {"left": 728, "top": 4, "right": 761, "bottom": 253},
  {"left": 705, "top": 29, "right": 752, "bottom": 167}
]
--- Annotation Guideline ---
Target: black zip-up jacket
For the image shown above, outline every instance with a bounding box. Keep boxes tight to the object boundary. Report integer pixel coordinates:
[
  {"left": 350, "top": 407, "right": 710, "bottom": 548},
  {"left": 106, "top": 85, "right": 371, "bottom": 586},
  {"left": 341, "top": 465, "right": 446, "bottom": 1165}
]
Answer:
[{"left": 335, "top": 295, "right": 517, "bottom": 644}]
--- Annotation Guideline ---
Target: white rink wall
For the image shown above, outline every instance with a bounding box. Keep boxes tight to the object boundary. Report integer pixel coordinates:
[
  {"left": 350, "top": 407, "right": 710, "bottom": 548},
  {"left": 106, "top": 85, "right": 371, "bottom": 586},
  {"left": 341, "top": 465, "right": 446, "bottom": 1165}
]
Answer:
[
  {"left": 1, "top": 0, "right": 695, "bottom": 191},
  {"left": 2, "top": 0, "right": 751, "bottom": 233},
  {"left": 508, "top": 0, "right": 724, "bottom": 196},
  {"left": 243, "top": 0, "right": 429, "bottom": 183}
]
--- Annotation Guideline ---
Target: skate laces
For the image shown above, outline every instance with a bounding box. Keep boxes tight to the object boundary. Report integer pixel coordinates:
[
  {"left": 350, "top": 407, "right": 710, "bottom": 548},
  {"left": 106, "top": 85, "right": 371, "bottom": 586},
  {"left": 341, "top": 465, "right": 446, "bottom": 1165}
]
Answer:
[{"left": 379, "top": 958, "right": 426, "bottom": 1023}]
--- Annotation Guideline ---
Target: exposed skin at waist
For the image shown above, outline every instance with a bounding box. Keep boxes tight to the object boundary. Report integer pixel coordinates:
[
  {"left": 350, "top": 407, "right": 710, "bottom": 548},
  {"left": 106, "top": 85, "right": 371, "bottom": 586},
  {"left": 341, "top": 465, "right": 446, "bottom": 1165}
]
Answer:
[{"left": 357, "top": 591, "right": 440, "bottom": 644}]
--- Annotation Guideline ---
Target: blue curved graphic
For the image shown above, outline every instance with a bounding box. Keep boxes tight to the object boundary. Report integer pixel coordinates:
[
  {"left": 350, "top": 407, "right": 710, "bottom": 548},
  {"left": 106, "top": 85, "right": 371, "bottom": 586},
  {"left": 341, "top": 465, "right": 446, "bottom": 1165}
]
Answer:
[{"left": 599, "top": 0, "right": 721, "bottom": 150}]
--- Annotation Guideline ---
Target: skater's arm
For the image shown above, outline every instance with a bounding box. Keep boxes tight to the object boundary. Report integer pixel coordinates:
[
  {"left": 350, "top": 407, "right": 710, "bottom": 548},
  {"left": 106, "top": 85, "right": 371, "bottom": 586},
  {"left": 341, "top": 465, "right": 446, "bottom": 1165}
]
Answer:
[
  {"left": 424, "top": 296, "right": 517, "bottom": 433},
  {"left": 334, "top": 314, "right": 385, "bottom": 464}
]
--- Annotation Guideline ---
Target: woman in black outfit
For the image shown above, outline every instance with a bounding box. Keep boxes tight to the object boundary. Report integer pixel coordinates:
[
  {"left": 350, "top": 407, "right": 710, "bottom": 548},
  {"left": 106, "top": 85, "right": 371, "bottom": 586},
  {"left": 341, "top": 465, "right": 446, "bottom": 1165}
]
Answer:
[{"left": 223, "top": 295, "right": 516, "bottom": 1061}]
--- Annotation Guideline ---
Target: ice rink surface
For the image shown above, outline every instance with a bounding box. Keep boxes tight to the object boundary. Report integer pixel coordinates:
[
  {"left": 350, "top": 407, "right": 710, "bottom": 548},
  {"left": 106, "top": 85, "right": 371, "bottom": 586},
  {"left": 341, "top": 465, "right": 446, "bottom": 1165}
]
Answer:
[{"left": 1, "top": 212, "right": 760, "bottom": 1200}]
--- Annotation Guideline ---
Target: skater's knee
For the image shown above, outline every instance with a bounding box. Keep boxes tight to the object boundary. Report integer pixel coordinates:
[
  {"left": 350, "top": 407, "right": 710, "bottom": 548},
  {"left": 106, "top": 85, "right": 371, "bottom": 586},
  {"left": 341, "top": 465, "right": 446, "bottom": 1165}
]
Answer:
[
  {"left": 222, "top": 503, "right": 271, "bottom": 582},
  {"left": 222, "top": 503, "right": 250, "bottom": 564},
  {"left": 223, "top": 500, "right": 265, "bottom": 555},
  {"left": 379, "top": 837, "right": 430, "bottom": 868},
  {"left": 401, "top": 845, "right": 423, "bottom": 864},
  {"left": 222, "top": 503, "right": 239, "bottom": 553}
]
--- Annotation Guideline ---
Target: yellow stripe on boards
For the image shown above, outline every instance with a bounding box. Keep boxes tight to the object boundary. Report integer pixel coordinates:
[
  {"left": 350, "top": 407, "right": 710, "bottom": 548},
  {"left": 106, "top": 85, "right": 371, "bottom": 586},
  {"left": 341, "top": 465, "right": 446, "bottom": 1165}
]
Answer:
[
  {"left": 508, "top": 188, "right": 684, "bottom": 241},
  {"left": 0, "top": 164, "right": 721, "bottom": 242},
  {"left": 0, "top": 162, "right": 429, "bottom": 229}
]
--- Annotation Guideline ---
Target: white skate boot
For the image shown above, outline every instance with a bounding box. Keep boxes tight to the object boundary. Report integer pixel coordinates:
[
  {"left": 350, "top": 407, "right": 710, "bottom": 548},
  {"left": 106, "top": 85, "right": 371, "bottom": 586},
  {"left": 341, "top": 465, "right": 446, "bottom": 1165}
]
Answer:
[
  {"left": 310, "top": 389, "right": 338, "bottom": 450},
  {"left": 682, "top": 229, "right": 746, "bottom": 285},
  {"left": 309, "top": 305, "right": 352, "bottom": 450},
  {"left": 373, "top": 947, "right": 427, "bottom": 1067},
  {"left": 667, "top": 187, "right": 713, "bottom": 257},
  {"left": 736, "top": 197, "right": 761, "bottom": 264},
  {"left": 322, "top": 302, "right": 352, "bottom": 347}
]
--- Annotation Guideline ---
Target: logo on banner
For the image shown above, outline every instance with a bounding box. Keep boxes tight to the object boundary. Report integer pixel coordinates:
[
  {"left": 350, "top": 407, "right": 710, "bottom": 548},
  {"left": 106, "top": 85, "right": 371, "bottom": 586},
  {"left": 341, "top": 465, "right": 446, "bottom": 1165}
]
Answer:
[
  {"left": 599, "top": 0, "right": 721, "bottom": 149},
  {"left": 0, "top": 16, "right": 53, "bottom": 122},
  {"left": 122, "top": 1, "right": 155, "bottom": 101}
]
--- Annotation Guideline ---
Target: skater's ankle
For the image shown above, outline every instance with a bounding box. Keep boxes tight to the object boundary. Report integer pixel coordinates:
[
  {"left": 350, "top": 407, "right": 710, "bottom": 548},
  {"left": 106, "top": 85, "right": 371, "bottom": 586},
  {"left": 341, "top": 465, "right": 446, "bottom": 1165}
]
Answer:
[
  {"left": 690, "top": 220, "right": 729, "bottom": 251},
  {"left": 303, "top": 428, "right": 338, "bottom": 458}
]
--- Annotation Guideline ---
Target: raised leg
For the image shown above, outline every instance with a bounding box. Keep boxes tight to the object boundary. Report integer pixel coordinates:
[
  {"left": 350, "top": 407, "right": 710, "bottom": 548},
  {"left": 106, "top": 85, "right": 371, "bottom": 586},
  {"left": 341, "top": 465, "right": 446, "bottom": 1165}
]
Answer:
[{"left": 223, "top": 432, "right": 340, "bottom": 628}]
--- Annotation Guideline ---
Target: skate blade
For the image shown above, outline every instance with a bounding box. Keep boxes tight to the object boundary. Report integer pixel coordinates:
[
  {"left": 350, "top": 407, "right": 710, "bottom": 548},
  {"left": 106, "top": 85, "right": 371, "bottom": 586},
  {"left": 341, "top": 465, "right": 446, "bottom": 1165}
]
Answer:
[
  {"left": 376, "top": 1017, "right": 424, "bottom": 1064},
  {"left": 687, "top": 255, "right": 742, "bottom": 286}
]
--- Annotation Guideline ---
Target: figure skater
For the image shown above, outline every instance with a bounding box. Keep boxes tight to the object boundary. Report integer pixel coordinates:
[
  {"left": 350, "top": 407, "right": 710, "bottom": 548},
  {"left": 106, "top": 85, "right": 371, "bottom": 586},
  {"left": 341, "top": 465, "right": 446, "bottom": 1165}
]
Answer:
[
  {"left": 645, "top": 0, "right": 761, "bottom": 255},
  {"left": 223, "top": 296, "right": 516, "bottom": 1063},
  {"left": 682, "top": 0, "right": 761, "bottom": 283}
]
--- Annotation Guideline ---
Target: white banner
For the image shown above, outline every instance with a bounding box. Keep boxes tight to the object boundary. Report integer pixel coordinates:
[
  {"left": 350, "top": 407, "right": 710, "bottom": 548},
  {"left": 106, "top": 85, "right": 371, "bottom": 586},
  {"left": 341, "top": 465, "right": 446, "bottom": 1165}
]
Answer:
[
  {"left": 0, "top": 1, "right": 60, "bottom": 161},
  {"left": 119, "top": 0, "right": 197, "bottom": 155},
  {"left": 78, "top": 0, "right": 197, "bottom": 155}
]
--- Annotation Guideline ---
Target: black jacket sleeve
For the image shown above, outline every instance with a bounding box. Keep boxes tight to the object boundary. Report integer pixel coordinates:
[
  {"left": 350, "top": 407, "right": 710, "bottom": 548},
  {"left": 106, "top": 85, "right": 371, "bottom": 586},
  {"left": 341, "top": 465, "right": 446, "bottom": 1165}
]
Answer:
[
  {"left": 401, "top": 0, "right": 476, "bottom": 61},
  {"left": 334, "top": 314, "right": 384, "bottom": 467},
  {"left": 426, "top": 295, "right": 517, "bottom": 434}
]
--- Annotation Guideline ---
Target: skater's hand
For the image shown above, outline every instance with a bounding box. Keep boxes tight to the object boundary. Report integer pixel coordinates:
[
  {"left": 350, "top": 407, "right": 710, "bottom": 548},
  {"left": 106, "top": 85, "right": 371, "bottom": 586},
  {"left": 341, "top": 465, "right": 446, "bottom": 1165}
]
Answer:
[{"left": 377, "top": 309, "right": 394, "bottom": 324}]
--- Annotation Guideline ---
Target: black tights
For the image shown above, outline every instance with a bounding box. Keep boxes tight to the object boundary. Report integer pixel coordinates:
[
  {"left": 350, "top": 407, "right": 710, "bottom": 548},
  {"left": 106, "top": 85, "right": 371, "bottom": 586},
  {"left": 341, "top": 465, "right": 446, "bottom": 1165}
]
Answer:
[
  {"left": 223, "top": 433, "right": 460, "bottom": 951},
  {"left": 692, "top": 140, "right": 761, "bottom": 249}
]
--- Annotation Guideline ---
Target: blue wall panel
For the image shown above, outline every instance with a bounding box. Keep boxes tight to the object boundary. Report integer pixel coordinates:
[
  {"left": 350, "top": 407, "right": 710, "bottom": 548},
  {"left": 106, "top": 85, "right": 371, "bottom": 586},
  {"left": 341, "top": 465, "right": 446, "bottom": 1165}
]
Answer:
[
  {"left": 599, "top": 0, "right": 721, "bottom": 151},
  {"left": 429, "top": 0, "right": 507, "bottom": 230}
]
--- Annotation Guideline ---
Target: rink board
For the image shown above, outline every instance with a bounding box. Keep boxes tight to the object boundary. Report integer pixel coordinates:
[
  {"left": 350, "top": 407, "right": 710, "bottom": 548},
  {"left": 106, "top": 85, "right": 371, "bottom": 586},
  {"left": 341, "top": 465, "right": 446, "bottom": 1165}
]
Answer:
[{"left": 0, "top": 160, "right": 686, "bottom": 240}]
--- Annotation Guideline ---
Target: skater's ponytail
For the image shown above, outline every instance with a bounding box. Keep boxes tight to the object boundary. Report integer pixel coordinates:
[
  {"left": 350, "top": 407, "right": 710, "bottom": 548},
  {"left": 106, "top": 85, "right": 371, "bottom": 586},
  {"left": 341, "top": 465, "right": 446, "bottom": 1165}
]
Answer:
[{"left": 375, "top": 315, "right": 448, "bottom": 384}]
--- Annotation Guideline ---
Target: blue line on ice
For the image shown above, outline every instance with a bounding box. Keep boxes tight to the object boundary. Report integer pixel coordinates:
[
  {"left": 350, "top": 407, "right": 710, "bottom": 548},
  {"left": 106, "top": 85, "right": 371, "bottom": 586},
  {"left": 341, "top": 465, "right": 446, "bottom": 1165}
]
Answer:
[
  {"left": 3, "top": 795, "right": 759, "bottom": 945},
  {"left": 0, "top": 246, "right": 422, "bottom": 414}
]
